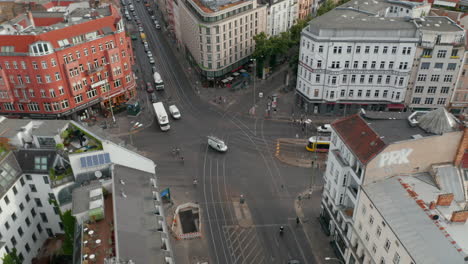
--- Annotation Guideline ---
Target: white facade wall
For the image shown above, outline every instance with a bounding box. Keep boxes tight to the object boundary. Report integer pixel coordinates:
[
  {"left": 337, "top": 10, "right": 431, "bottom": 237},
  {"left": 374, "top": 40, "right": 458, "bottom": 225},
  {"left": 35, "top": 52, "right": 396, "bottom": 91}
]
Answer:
[
  {"left": 0, "top": 173, "right": 61, "bottom": 264},
  {"left": 407, "top": 28, "right": 465, "bottom": 109},
  {"left": 266, "top": 0, "right": 298, "bottom": 36},
  {"left": 352, "top": 190, "right": 414, "bottom": 264},
  {"left": 297, "top": 37, "right": 417, "bottom": 105}
]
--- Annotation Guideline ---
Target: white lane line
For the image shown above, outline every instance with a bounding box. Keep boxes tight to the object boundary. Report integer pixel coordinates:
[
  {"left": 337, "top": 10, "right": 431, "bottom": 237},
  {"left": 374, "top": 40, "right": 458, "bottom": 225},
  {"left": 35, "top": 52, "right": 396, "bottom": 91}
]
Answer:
[
  {"left": 202, "top": 151, "right": 220, "bottom": 264},
  {"left": 289, "top": 223, "right": 308, "bottom": 263},
  {"left": 211, "top": 159, "right": 230, "bottom": 264}
]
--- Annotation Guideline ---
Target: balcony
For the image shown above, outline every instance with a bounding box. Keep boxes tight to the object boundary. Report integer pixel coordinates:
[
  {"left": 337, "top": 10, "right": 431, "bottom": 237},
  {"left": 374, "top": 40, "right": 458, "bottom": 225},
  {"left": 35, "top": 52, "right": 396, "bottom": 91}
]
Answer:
[
  {"left": 337, "top": 205, "right": 354, "bottom": 223},
  {"left": 421, "top": 55, "right": 432, "bottom": 58},
  {"left": 86, "top": 66, "right": 103, "bottom": 75},
  {"left": 19, "top": 97, "right": 31, "bottom": 103},
  {"left": 420, "top": 41, "right": 434, "bottom": 49},
  {"left": 450, "top": 56, "right": 460, "bottom": 59},
  {"left": 14, "top": 83, "right": 26, "bottom": 89}
]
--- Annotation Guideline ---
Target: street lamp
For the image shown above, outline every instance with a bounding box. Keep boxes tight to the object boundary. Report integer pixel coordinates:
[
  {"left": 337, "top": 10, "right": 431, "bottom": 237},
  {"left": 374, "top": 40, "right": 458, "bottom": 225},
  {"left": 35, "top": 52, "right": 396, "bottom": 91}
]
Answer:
[
  {"left": 251, "top": 58, "right": 257, "bottom": 111},
  {"left": 324, "top": 257, "right": 344, "bottom": 264}
]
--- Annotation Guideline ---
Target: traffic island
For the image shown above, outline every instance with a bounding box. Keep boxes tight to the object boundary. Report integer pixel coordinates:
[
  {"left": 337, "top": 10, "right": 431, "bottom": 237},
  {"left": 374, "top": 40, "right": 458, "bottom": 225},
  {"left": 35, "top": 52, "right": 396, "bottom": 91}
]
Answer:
[{"left": 274, "top": 138, "right": 327, "bottom": 168}]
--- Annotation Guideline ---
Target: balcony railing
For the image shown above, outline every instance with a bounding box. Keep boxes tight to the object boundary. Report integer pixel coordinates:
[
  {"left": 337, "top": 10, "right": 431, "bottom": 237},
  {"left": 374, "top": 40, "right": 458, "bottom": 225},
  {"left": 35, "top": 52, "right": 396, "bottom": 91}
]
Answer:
[
  {"left": 86, "top": 66, "right": 103, "bottom": 75},
  {"left": 450, "top": 56, "right": 460, "bottom": 59}
]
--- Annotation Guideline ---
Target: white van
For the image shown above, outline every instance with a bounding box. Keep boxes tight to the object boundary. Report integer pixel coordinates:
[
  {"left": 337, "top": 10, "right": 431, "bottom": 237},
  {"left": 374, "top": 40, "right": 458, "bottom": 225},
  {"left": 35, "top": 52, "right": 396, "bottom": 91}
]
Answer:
[{"left": 208, "top": 136, "right": 227, "bottom": 152}]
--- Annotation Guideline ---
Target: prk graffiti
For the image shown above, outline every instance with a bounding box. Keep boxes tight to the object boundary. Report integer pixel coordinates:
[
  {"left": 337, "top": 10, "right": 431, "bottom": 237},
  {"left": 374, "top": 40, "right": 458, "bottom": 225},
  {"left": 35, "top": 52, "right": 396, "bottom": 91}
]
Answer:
[{"left": 378, "top": 148, "right": 413, "bottom": 168}]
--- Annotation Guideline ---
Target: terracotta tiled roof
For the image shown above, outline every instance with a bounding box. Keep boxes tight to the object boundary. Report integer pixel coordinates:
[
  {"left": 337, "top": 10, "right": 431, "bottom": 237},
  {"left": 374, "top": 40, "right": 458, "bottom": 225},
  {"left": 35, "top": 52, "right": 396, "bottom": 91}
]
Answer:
[{"left": 331, "top": 114, "right": 386, "bottom": 164}]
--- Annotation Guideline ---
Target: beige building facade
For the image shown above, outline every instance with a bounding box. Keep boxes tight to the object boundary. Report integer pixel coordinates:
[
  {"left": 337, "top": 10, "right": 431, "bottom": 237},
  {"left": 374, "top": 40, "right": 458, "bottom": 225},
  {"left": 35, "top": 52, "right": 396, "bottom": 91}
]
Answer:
[{"left": 178, "top": 0, "right": 267, "bottom": 80}]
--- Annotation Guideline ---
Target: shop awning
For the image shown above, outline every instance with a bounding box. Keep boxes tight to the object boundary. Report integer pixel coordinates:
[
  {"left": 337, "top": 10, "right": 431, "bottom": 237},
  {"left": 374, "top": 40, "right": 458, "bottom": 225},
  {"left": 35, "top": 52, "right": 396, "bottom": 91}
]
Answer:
[
  {"left": 226, "top": 77, "right": 234, "bottom": 81},
  {"left": 232, "top": 72, "right": 240, "bottom": 77},
  {"left": 221, "top": 79, "right": 229, "bottom": 83},
  {"left": 239, "top": 69, "right": 247, "bottom": 73},
  {"left": 387, "top": 103, "right": 405, "bottom": 109}
]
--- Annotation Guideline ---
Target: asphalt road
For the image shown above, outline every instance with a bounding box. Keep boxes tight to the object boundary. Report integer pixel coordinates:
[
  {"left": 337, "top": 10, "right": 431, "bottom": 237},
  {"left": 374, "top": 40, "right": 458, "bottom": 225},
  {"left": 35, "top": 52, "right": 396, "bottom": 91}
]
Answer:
[{"left": 123, "top": 3, "right": 321, "bottom": 264}]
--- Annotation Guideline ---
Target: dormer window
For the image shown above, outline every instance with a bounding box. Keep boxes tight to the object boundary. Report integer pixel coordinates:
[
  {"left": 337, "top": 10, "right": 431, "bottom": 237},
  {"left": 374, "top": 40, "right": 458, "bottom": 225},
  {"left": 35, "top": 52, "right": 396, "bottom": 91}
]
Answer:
[{"left": 29, "top": 42, "right": 53, "bottom": 56}]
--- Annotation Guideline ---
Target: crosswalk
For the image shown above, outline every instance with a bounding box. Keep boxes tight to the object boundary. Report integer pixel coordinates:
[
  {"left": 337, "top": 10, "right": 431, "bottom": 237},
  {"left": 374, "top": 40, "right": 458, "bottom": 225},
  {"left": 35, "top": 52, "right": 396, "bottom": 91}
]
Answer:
[{"left": 223, "top": 225, "right": 266, "bottom": 264}]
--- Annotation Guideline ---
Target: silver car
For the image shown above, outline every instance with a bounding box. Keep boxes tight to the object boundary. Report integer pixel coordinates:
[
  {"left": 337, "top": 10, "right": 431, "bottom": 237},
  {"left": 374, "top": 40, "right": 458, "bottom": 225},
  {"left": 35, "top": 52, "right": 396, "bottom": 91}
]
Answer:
[{"left": 207, "top": 136, "right": 227, "bottom": 152}]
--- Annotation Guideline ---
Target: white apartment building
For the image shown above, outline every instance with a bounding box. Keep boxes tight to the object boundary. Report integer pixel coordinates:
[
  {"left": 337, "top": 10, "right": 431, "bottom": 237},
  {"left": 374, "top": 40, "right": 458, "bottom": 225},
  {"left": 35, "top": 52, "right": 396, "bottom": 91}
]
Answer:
[
  {"left": 178, "top": 0, "right": 267, "bottom": 81},
  {"left": 354, "top": 176, "right": 468, "bottom": 264},
  {"left": 265, "top": 0, "right": 298, "bottom": 36},
  {"left": 296, "top": 0, "right": 430, "bottom": 114},
  {"left": 406, "top": 16, "right": 466, "bottom": 111},
  {"left": 320, "top": 109, "right": 465, "bottom": 263},
  {"left": 0, "top": 117, "right": 174, "bottom": 264}
]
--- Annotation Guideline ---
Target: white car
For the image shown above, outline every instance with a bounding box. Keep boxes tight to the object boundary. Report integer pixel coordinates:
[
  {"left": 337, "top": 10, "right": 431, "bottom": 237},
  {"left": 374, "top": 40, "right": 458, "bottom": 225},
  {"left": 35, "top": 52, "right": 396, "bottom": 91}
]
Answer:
[
  {"left": 149, "top": 57, "right": 155, "bottom": 64},
  {"left": 147, "top": 51, "right": 153, "bottom": 58},
  {"left": 168, "top": 105, "right": 181, "bottom": 119},
  {"left": 208, "top": 136, "right": 227, "bottom": 152},
  {"left": 317, "top": 124, "right": 332, "bottom": 133}
]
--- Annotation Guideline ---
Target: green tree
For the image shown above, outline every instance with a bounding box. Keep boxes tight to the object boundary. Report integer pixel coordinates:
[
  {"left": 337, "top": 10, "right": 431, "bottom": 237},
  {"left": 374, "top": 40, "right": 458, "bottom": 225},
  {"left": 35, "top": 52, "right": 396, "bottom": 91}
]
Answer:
[
  {"left": 61, "top": 210, "right": 76, "bottom": 255},
  {"left": 2, "top": 248, "right": 21, "bottom": 264}
]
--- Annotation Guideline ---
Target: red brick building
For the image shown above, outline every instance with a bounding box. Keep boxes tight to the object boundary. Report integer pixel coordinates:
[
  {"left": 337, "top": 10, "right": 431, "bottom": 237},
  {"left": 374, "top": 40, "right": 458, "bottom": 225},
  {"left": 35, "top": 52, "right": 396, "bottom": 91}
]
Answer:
[{"left": 0, "top": 5, "right": 136, "bottom": 119}]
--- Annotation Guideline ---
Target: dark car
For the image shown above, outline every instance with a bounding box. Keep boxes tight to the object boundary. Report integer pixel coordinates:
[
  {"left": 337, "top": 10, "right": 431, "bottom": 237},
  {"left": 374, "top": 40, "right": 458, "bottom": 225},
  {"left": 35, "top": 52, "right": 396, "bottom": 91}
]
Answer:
[
  {"left": 152, "top": 66, "right": 157, "bottom": 73},
  {"left": 146, "top": 82, "right": 154, "bottom": 93},
  {"left": 150, "top": 93, "right": 158, "bottom": 103}
]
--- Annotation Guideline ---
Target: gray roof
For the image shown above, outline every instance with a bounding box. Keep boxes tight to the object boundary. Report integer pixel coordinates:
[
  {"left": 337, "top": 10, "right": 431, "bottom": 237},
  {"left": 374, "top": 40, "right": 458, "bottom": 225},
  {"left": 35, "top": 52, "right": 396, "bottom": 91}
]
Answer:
[
  {"left": 434, "top": 165, "right": 465, "bottom": 202},
  {"left": 113, "top": 165, "right": 169, "bottom": 263},
  {"left": 71, "top": 181, "right": 103, "bottom": 215},
  {"left": 0, "top": 152, "right": 22, "bottom": 199},
  {"left": 418, "top": 108, "right": 461, "bottom": 135},
  {"left": 414, "top": 16, "right": 464, "bottom": 32},
  {"left": 363, "top": 177, "right": 466, "bottom": 264},
  {"left": 305, "top": 0, "right": 418, "bottom": 38},
  {"left": 14, "top": 149, "right": 57, "bottom": 173},
  {"left": 31, "top": 120, "right": 69, "bottom": 137},
  {"left": 361, "top": 111, "right": 433, "bottom": 144},
  {"left": 0, "top": 118, "right": 32, "bottom": 139}
]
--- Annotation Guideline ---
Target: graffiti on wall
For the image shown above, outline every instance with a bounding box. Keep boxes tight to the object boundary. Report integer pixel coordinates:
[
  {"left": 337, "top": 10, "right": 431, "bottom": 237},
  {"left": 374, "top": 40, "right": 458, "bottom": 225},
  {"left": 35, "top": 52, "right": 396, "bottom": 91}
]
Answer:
[{"left": 378, "top": 148, "right": 413, "bottom": 168}]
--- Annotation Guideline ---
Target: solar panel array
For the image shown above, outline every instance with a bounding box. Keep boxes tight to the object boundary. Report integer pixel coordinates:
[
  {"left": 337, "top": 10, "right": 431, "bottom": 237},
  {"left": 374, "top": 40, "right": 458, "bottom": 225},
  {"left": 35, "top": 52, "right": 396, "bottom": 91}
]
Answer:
[{"left": 80, "top": 153, "right": 111, "bottom": 168}]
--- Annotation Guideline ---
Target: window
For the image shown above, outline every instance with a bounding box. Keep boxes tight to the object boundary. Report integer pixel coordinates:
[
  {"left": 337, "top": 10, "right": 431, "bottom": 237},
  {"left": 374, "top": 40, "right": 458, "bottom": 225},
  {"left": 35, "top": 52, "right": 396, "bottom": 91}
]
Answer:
[
  {"left": 10, "top": 236, "right": 16, "bottom": 246},
  {"left": 376, "top": 226, "right": 382, "bottom": 237},
  {"left": 55, "top": 72, "right": 61, "bottom": 81},
  {"left": 25, "top": 243, "right": 30, "bottom": 253},
  {"left": 358, "top": 90, "right": 362, "bottom": 97},
  {"left": 364, "top": 46, "right": 370, "bottom": 54},
  {"left": 384, "top": 239, "right": 391, "bottom": 252},
  {"left": 421, "top": 62, "right": 430, "bottom": 69},
  {"left": 34, "top": 157, "right": 47, "bottom": 170},
  {"left": 412, "top": 97, "right": 421, "bottom": 104},
  {"left": 347, "top": 46, "right": 352, "bottom": 53},
  {"left": 372, "top": 244, "right": 377, "bottom": 254},
  {"left": 366, "top": 90, "right": 371, "bottom": 97},
  {"left": 441, "top": 87, "right": 450, "bottom": 94},
  {"left": 31, "top": 208, "right": 36, "bottom": 217},
  {"left": 41, "top": 61, "right": 47, "bottom": 69},
  {"left": 35, "top": 198, "right": 43, "bottom": 207},
  {"left": 32, "top": 233, "right": 37, "bottom": 242},
  {"left": 415, "top": 86, "right": 424, "bottom": 93},
  {"left": 353, "top": 61, "right": 358, "bottom": 69},
  {"left": 437, "top": 98, "right": 446, "bottom": 105},
  {"left": 317, "top": 60, "right": 322, "bottom": 68},
  {"left": 434, "top": 63, "right": 443, "bottom": 69},
  {"left": 25, "top": 194, "right": 30, "bottom": 202},
  {"left": 4, "top": 195, "right": 10, "bottom": 205},
  {"left": 315, "top": 74, "right": 321, "bottom": 83},
  {"left": 374, "top": 90, "right": 380, "bottom": 97},
  {"left": 377, "top": 75, "right": 382, "bottom": 84},
  {"left": 356, "top": 46, "right": 361, "bottom": 53},
  {"left": 74, "top": 94, "right": 83, "bottom": 104},
  {"left": 425, "top": 97, "right": 434, "bottom": 104},
  {"left": 19, "top": 203, "right": 24, "bottom": 212},
  {"left": 443, "top": 75, "right": 452, "bottom": 83},
  {"left": 371, "top": 61, "right": 376, "bottom": 69},
  {"left": 360, "top": 75, "right": 365, "bottom": 84},
  {"left": 344, "top": 61, "right": 350, "bottom": 68},
  {"left": 5, "top": 221, "right": 9, "bottom": 230},
  {"left": 383, "top": 46, "right": 388, "bottom": 54},
  {"left": 318, "top": 46, "right": 323, "bottom": 53},
  {"left": 11, "top": 213, "right": 16, "bottom": 221},
  {"left": 437, "top": 50, "right": 447, "bottom": 58},
  {"left": 447, "top": 63, "right": 456, "bottom": 71},
  {"left": 40, "top": 212, "right": 48, "bottom": 223},
  {"left": 365, "top": 232, "right": 369, "bottom": 241},
  {"left": 417, "top": 74, "right": 427, "bottom": 82},
  {"left": 422, "top": 48, "right": 432, "bottom": 57},
  {"left": 61, "top": 99, "right": 69, "bottom": 109},
  {"left": 36, "top": 75, "right": 42, "bottom": 83},
  {"left": 362, "top": 61, "right": 367, "bottom": 69},
  {"left": 374, "top": 46, "right": 379, "bottom": 54},
  {"left": 369, "top": 215, "right": 374, "bottom": 225},
  {"left": 30, "top": 184, "right": 37, "bottom": 192},
  {"left": 430, "top": 75, "right": 440, "bottom": 82},
  {"left": 45, "top": 75, "right": 52, "bottom": 83},
  {"left": 388, "top": 61, "right": 394, "bottom": 69},
  {"left": 391, "top": 46, "right": 397, "bottom": 54},
  {"left": 59, "top": 86, "right": 64, "bottom": 95},
  {"left": 37, "top": 223, "right": 43, "bottom": 233},
  {"left": 351, "top": 75, "right": 356, "bottom": 83},
  {"left": 17, "top": 227, "right": 23, "bottom": 237},
  {"left": 451, "top": 49, "right": 458, "bottom": 57}
]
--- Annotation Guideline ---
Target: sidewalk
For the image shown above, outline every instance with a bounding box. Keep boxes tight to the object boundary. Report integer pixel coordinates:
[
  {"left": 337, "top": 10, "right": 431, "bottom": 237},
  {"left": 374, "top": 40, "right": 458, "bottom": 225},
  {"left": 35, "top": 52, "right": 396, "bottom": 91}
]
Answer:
[{"left": 295, "top": 187, "right": 337, "bottom": 264}]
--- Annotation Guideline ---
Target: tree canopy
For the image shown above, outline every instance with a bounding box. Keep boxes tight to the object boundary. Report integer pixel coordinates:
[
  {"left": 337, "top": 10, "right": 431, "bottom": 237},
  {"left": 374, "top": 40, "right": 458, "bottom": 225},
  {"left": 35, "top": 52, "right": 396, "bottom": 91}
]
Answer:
[{"left": 2, "top": 249, "right": 21, "bottom": 264}]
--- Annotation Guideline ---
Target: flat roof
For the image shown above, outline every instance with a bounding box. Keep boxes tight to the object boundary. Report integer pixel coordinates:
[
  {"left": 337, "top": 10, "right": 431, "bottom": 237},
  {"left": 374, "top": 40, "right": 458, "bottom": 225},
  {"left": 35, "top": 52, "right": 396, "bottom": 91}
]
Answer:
[
  {"left": 362, "top": 111, "right": 434, "bottom": 144},
  {"left": 414, "top": 16, "right": 464, "bottom": 32},
  {"left": 0, "top": 152, "right": 23, "bottom": 200},
  {"left": 113, "top": 165, "right": 169, "bottom": 263},
  {"left": 14, "top": 149, "right": 57, "bottom": 174},
  {"left": 363, "top": 176, "right": 467, "bottom": 264},
  {"left": 71, "top": 181, "right": 103, "bottom": 215}
]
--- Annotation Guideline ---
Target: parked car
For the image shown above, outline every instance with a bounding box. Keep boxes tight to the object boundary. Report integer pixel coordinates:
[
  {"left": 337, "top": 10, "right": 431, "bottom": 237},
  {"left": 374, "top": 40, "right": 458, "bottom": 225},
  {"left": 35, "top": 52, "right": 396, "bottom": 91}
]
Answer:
[
  {"left": 208, "top": 136, "right": 228, "bottom": 152},
  {"left": 146, "top": 82, "right": 154, "bottom": 93},
  {"left": 317, "top": 124, "right": 332, "bottom": 133},
  {"left": 155, "top": 23, "right": 161, "bottom": 29},
  {"left": 168, "top": 105, "right": 181, "bottom": 119},
  {"left": 149, "top": 57, "right": 155, "bottom": 64},
  {"left": 130, "top": 34, "right": 137, "bottom": 40},
  {"left": 138, "top": 26, "right": 144, "bottom": 32},
  {"left": 147, "top": 51, "right": 153, "bottom": 58},
  {"left": 151, "top": 15, "right": 156, "bottom": 20},
  {"left": 152, "top": 66, "right": 157, "bottom": 73}
]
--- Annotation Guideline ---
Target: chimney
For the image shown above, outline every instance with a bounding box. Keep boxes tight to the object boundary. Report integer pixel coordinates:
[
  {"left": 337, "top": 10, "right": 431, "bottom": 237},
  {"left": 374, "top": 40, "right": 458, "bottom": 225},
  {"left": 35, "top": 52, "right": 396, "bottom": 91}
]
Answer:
[
  {"left": 436, "top": 193, "right": 454, "bottom": 206},
  {"left": 429, "top": 201, "right": 436, "bottom": 210},
  {"left": 450, "top": 210, "right": 468, "bottom": 223},
  {"left": 27, "top": 11, "right": 35, "bottom": 28},
  {"left": 454, "top": 126, "right": 468, "bottom": 167}
]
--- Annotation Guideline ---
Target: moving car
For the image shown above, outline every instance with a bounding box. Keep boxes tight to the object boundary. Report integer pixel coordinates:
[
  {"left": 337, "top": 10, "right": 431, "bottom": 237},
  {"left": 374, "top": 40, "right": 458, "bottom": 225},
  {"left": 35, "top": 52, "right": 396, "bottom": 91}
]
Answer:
[
  {"left": 317, "top": 124, "right": 332, "bottom": 133},
  {"left": 207, "top": 136, "right": 227, "bottom": 152},
  {"left": 151, "top": 15, "right": 156, "bottom": 20},
  {"left": 168, "top": 105, "right": 181, "bottom": 119},
  {"left": 155, "top": 24, "right": 161, "bottom": 29},
  {"left": 138, "top": 26, "right": 144, "bottom": 32},
  {"left": 150, "top": 93, "right": 158, "bottom": 103},
  {"left": 152, "top": 66, "right": 157, "bottom": 73}
]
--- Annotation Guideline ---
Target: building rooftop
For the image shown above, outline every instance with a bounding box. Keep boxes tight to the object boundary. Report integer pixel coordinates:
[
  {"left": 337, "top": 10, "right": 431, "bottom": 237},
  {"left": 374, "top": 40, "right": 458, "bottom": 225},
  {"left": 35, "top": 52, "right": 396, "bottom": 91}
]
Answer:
[
  {"left": 14, "top": 149, "right": 57, "bottom": 174},
  {"left": 433, "top": 164, "right": 466, "bottom": 202},
  {"left": 305, "top": 0, "right": 421, "bottom": 37},
  {"left": 332, "top": 114, "right": 387, "bottom": 164},
  {"left": 362, "top": 110, "right": 434, "bottom": 144},
  {"left": 112, "top": 165, "right": 171, "bottom": 263},
  {"left": 190, "top": 0, "right": 250, "bottom": 13},
  {"left": 363, "top": 176, "right": 468, "bottom": 263},
  {"left": 0, "top": 151, "right": 22, "bottom": 199},
  {"left": 72, "top": 181, "right": 104, "bottom": 216},
  {"left": 414, "top": 16, "right": 464, "bottom": 32}
]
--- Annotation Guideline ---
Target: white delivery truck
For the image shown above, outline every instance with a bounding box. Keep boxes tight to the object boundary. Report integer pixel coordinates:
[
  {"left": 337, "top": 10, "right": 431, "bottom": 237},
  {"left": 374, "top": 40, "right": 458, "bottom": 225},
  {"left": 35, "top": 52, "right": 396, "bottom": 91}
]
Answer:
[
  {"left": 153, "top": 102, "right": 170, "bottom": 131},
  {"left": 153, "top": 72, "right": 164, "bottom": 91}
]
